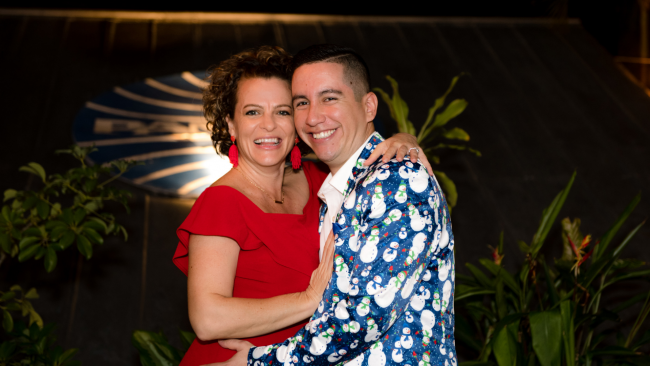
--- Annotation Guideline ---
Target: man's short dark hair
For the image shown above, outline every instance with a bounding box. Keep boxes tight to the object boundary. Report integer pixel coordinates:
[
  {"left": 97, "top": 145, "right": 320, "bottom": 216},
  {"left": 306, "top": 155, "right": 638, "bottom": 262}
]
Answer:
[{"left": 291, "top": 44, "right": 370, "bottom": 101}]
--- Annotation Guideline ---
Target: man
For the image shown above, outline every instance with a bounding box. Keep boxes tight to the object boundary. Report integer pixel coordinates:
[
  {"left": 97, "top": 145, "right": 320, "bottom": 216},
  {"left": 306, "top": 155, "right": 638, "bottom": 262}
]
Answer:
[{"left": 219, "top": 44, "right": 456, "bottom": 366}]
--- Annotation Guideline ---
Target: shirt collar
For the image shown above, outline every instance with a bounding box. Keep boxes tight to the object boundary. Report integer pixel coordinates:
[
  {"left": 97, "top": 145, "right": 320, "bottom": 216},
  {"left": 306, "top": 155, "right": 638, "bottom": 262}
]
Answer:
[{"left": 318, "top": 133, "right": 374, "bottom": 199}]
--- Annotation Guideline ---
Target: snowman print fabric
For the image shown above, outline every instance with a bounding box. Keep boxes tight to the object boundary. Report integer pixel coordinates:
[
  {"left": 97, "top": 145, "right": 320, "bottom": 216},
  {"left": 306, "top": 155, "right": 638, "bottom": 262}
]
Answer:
[{"left": 248, "top": 133, "right": 456, "bottom": 366}]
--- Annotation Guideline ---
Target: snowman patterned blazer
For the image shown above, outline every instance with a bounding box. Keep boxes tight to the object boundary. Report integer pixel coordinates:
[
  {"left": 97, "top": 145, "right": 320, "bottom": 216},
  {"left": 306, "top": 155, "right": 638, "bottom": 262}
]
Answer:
[{"left": 248, "top": 132, "right": 456, "bottom": 366}]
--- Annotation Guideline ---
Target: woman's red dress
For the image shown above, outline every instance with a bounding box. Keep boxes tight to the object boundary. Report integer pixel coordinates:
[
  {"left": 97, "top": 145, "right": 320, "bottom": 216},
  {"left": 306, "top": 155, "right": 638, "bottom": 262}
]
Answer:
[{"left": 173, "top": 161, "right": 328, "bottom": 366}]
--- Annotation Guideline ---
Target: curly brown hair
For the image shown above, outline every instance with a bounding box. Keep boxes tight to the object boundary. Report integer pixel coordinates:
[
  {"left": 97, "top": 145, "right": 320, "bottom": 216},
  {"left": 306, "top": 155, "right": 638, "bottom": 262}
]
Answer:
[{"left": 203, "top": 45, "right": 293, "bottom": 156}]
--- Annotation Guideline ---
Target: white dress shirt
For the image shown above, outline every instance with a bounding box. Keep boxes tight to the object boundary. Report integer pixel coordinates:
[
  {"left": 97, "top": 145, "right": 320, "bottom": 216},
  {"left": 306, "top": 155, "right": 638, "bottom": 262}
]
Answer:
[{"left": 317, "top": 134, "right": 373, "bottom": 260}]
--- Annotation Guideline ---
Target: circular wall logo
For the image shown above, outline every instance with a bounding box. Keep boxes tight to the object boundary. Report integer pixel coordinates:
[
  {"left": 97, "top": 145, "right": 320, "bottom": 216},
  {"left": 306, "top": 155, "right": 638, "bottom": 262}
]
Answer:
[{"left": 73, "top": 71, "right": 232, "bottom": 197}]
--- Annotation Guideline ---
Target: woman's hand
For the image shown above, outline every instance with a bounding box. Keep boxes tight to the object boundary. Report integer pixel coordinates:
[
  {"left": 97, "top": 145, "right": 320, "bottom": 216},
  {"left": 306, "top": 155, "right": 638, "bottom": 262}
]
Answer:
[
  {"left": 303, "top": 231, "right": 335, "bottom": 308},
  {"left": 364, "top": 132, "right": 434, "bottom": 176},
  {"left": 203, "top": 339, "right": 254, "bottom": 366}
]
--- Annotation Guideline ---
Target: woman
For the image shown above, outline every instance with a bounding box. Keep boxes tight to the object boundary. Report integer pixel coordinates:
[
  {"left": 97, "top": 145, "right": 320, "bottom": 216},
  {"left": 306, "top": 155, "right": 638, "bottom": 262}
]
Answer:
[{"left": 172, "top": 46, "right": 429, "bottom": 366}]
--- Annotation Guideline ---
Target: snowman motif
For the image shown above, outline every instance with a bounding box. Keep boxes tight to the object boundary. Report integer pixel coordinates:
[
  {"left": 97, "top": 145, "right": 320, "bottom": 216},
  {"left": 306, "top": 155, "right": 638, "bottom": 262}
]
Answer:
[
  {"left": 349, "top": 321, "right": 360, "bottom": 333},
  {"left": 428, "top": 226, "right": 442, "bottom": 258},
  {"left": 422, "top": 210, "right": 433, "bottom": 231},
  {"left": 440, "top": 343, "right": 447, "bottom": 355},
  {"left": 318, "top": 300, "right": 324, "bottom": 314},
  {"left": 252, "top": 345, "right": 273, "bottom": 359},
  {"left": 360, "top": 221, "right": 369, "bottom": 232},
  {"left": 360, "top": 227, "right": 380, "bottom": 263},
  {"left": 399, "top": 162, "right": 414, "bottom": 179},
  {"left": 400, "top": 327, "right": 414, "bottom": 349},
  {"left": 410, "top": 286, "right": 431, "bottom": 311},
  {"left": 368, "top": 341, "right": 386, "bottom": 366},
  {"left": 369, "top": 183, "right": 386, "bottom": 219},
  {"left": 374, "top": 276, "right": 402, "bottom": 308},
  {"left": 366, "top": 275, "right": 383, "bottom": 295},
  {"left": 335, "top": 235, "right": 345, "bottom": 247},
  {"left": 407, "top": 203, "right": 426, "bottom": 232},
  {"left": 441, "top": 280, "right": 452, "bottom": 313},
  {"left": 382, "top": 242, "right": 399, "bottom": 262},
  {"left": 421, "top": 310, "right": 436, "bottom": 346},
  {"left": 398, "top": 227, "right": 408, "bottom": 239},
  {"left": 303, "top": 355, "right": 314, "bottom": 363},
  {"left": 349, "top": 233, "right": 360, "bottom": 252},
  {"left": 401, "top": 264, "right": 425, "bottom": 299},
  {"left": 307, "top": 312, "right": 329, "bottom": 334},
  {"left": 351, "top": 217, "right": 360, "bottom": 232},
  {"left": 349, "top": 278, "right": 360, "bottom": 296},
  {"left": 337, "top": 214, "right": 346, "bottom": 226},
  {"left": 395, "top": 181, "right": 408, "bottom": 204},
  {"left": 432, "top": 289, "right": 441, "bottom": 311},
  {"left": 344, "top": 191, "right": 356, "bottom": 209},
  {"left": 405, "top": 233, "right": 427, "bottom": 267},
  {"left": 387, "top": 309, "right": 398, "bottom": 329},
  {"left": 327, "top": 349, "right": 347, "bottom": 363},
  {"left": 418, "top": 351, "right": 432, "bottom": 366},
  {"left": 391, "top": 341, "right": 404, "bottom": 363},
  {"left": 438, "top": 258, "right": 451, "bottom": 281},
  {"left": 356, "top": 296, "right": 371, "bottom": 316},
  {"left": 364, "top": 318, "right": 381, "bottom": 342},
  {"left": 346, "top": 354, "right": 364, "bottom": 366},
  {"left": 335, "top": 255, "right": 350, "bottom": 293},
  {"left": 409, "top": 165, "right": 429, "bottom": 193},
  {"left": 381, "top": 209, "right": 402, "bottom": 228},
  {"left": 405, "top": 311, "right": 414, "bottom": 323},
  {"left": 439, "top": 220, "right": 450, "bottom": 250},
  {"left": 362, "top": 199, "right": 369, "bottom": 212},
  {"left": 361, "top": 265, "right": 372, "bottom": 277},
  {"left": 422, "top": 269, "right": 432, "bottom": 282},
  {"left": 309, "top": 325, "right": 335, "bottom": 356},
  {"left": 335, "top": 300, "right": 350, "bottom": 320},
  {"left": 377, "top": 164, "right": 391, "bottom": 180}
]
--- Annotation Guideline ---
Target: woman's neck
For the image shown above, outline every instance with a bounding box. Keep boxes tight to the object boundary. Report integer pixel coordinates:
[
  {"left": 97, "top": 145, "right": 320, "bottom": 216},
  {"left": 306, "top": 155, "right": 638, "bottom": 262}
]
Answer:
[{"left": 235, "top": 159, "right": 286, "bottom": 197}]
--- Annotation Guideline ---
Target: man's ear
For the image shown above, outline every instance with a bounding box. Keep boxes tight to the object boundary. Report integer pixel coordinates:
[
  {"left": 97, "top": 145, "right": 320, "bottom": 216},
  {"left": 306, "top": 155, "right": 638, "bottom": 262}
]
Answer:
[{"left": 363, "top": 92, "right": 379, "bottom": 123}]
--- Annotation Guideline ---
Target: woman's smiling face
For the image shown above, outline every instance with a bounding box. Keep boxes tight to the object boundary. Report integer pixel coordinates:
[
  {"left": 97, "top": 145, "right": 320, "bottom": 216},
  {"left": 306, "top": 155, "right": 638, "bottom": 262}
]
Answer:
[{"left": 227, "top": 77, "right": 296, "bottom": 168}]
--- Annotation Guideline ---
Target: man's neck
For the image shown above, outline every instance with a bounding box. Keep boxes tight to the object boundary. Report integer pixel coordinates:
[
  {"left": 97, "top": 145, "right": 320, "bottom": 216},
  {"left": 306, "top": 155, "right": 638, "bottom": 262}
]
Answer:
[{"left": 328, "top": 127, "right": 375, "bottom": 176}]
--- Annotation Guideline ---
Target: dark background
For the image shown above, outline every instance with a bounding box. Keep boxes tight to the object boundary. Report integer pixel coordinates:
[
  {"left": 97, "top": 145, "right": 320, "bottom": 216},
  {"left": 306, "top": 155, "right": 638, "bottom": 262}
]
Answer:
[{"left": 1, "top": 1, "right": 649, "bottom": 364}]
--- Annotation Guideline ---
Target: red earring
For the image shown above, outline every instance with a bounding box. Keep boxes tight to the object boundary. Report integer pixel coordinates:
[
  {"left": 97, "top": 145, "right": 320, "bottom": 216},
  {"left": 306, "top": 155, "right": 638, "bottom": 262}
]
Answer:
[
  {"left": 228, "top": 136, "right": 239, "bottom": 168},
  {"left": 291, "top": 137, "right": 302, "bottom": 169}
]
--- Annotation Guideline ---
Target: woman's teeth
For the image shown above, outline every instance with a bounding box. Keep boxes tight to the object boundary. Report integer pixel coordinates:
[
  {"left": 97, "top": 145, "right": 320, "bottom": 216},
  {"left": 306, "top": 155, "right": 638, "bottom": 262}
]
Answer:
[
  {"left": 313, "top": 129, "right": 336, "bottom": 139},
  {"left": 254, "top": 138, "right": 280, "bottom": 145}
]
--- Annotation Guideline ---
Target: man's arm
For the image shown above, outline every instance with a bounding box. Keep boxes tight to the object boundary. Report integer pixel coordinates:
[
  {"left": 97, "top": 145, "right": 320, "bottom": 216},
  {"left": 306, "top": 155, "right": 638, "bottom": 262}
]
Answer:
[{"left": 248, "top": 161, "right": 439, "bottom": 366}]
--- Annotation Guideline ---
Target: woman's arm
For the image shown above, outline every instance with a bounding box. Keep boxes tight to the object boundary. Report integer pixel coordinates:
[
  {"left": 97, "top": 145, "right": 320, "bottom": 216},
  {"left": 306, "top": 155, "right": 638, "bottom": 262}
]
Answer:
[{"left": 188, "top": 232, "right": 335, "bottom": 341}]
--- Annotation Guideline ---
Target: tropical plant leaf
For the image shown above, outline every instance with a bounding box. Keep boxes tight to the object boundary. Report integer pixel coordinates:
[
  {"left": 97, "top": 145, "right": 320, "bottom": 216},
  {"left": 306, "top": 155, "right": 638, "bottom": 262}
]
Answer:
[
  {"left": 560, "top": 300, "right": 575, "bottom": 366},
  {"left": 179, "top": 330, "right": 196, "bottom": 351},
  {"left": 479, "top": 259, "right": 520, "bottom": 296},
  {"left": 492, "top": 321, "right": 519, "bottom": 366},
  {"left": 593, "top": 192, "right": 641, "bottom": 261},
  {"left": 466, "top": 263, "right": 494, "bottom": 289},
  {"left": 529, "top": 310, "right": 562, "bottom": 366},
  {"left": 441, "top": 127, "right": 470, "bottom": 141},
  {"left": 419, "top": 73, "right": 464, "bottom": 142},
  {"left": 530, "top": 172, "right": 576, "bottom": 259}
]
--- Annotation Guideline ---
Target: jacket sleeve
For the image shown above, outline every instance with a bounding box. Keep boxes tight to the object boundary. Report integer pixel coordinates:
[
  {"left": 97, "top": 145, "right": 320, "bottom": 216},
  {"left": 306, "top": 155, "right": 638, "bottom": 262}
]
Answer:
[{"left": 248, "top": 161, "right": 440, "bottom": 366}]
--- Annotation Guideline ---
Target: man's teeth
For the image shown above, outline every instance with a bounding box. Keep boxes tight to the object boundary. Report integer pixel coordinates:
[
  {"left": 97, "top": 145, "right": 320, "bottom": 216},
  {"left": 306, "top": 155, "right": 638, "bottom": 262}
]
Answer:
[
  {"left": 254, "top": 138, "right": 280, "bottom": 144},
  {"left": 313, "top": 129, "right": 336, "bottom": 139}
]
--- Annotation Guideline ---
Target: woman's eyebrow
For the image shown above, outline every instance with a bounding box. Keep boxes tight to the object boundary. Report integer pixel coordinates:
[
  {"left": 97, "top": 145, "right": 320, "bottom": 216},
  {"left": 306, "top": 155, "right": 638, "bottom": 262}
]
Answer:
[{"left": 242, "top": 104, "right": 263, "bottom": 109}]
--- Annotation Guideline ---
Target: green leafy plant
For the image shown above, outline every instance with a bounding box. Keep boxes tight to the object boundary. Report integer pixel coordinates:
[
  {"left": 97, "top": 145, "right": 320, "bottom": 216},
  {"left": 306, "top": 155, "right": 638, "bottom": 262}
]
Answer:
[
  {"left": 0, "top": 145, "right": 136, "bottom": 365},
  {"left": 0, "top": 321, "right": 79, "bottom": 366},
  {"left": 0, "top": 145, "right": 137, "bottom": 271},
  {"left": 456, "top": 172, "right": 649, "bottom": 366},
  {"left": 1, "top": 285, "right": 42, "bottom": 334},
  {"left": 374, "top": 74, "right": 480, "bottom": 209},
  {"left": 132, "top": 330, "right": 196, "bottom": 366}
]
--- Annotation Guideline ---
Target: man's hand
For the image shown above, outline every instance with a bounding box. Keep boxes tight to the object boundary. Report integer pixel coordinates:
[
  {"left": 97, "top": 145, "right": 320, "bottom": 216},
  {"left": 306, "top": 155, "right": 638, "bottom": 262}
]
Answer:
[
  {"left": 203, "top": 339, "right": 254, "bottom": 366},
  {"left": 364, "top": 132, "right": 434, "bottom": 176}
]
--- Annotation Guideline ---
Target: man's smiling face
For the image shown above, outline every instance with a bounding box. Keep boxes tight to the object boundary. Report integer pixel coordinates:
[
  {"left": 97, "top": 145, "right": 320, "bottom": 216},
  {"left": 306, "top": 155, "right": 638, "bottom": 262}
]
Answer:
[{"left": 292, "top": 62, "right": 377, "bottom": 174}]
